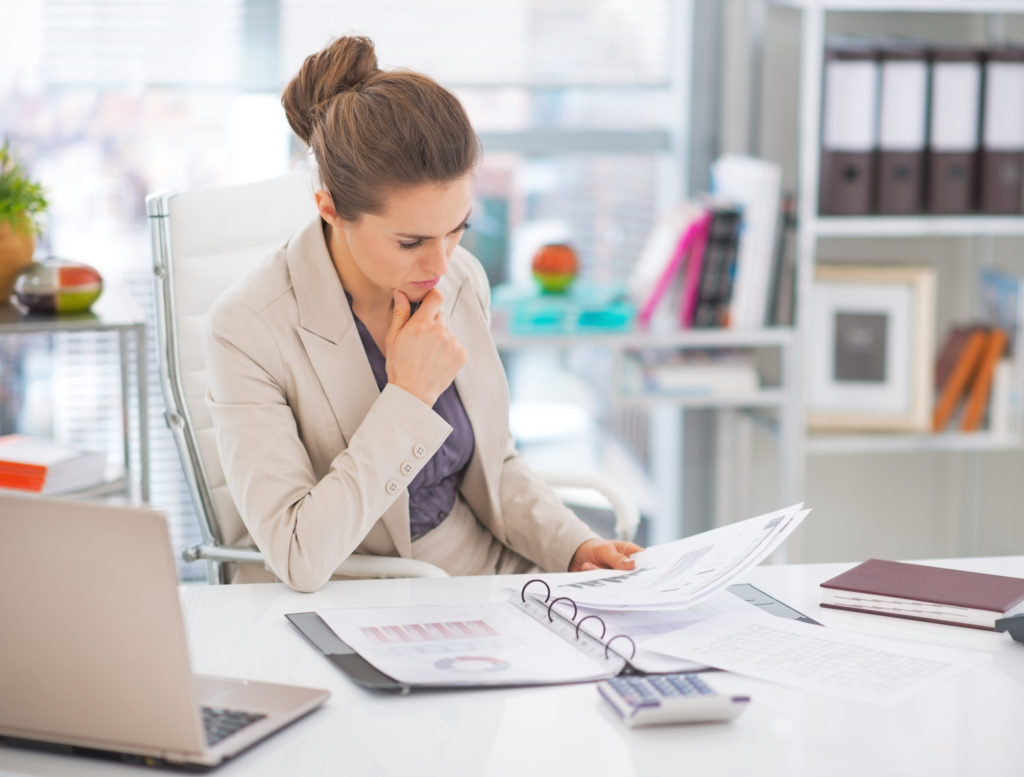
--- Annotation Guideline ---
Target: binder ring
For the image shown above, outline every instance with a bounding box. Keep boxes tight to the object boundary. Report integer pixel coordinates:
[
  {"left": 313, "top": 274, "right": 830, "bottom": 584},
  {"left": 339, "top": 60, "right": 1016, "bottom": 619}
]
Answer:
[
  {"left": 605, "top": 634, "right": 637, "bottom": 660},
  {"left": 575, "top": 614, "right": 607, "bottom": 641},
  {"left": 547, "top": 596, "right": 578, "bottom": 622},
  {"left": 520, "top": 578, "right": 551, "bottom": 603}
]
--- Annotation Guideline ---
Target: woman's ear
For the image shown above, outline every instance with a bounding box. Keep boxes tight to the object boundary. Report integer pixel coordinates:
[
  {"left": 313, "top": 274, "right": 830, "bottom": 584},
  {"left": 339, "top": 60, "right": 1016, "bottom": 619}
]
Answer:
[{"left": 314, "top": 189, "right": 342, "bottom": 226}]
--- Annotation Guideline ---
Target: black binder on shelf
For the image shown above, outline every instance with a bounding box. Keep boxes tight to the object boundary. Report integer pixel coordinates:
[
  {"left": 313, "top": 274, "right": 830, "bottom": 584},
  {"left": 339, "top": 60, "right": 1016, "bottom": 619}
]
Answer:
[
  {"left": 284, "top": 581, "right": 816, "bottom": 693},
  {"left": 927, "top": 46, "right": 983, "bottom": 214},
  {"left": 820, "top": 41, "right": 879, "bottom": 215},
  {"left": 692, "top": 206, "right": 742, "bottom": 328},
  {"left": 979, "top": 48, "right": 1024, "bottom": 214},
  {"left": 876, "top": 43, "right": 928, "bottom": 214}
]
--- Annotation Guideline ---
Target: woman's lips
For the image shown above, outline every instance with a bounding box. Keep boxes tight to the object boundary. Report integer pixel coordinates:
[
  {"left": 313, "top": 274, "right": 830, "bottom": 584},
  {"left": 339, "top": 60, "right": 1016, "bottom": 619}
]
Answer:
[{"left": 410, "top": 278, "right": 439, "bottom": 290}]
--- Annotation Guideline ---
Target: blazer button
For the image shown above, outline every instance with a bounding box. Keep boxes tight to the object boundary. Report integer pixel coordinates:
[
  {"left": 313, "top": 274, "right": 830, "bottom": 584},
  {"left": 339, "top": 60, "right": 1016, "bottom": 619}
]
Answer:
[
  {"left": 385, "top": 479, "right": 401, "bottom": 495},
  {"left": 400, "top": 461, "right": 414, "bottom": 476},
  {"left": 412, "top": 443, "right": 427, "bottom": 458}
]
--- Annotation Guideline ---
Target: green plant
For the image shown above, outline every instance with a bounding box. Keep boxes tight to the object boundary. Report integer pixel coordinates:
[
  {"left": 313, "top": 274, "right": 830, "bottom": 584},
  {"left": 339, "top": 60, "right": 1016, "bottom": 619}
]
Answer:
[{"left": 0, "top": 138, "right": 48, "bottom": 235}]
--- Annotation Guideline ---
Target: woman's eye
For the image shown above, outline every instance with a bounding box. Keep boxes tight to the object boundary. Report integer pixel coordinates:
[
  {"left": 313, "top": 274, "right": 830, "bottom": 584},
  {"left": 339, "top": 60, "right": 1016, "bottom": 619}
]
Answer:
[{"left": 399, "top": 239, "right": 423, "bottom": 250}]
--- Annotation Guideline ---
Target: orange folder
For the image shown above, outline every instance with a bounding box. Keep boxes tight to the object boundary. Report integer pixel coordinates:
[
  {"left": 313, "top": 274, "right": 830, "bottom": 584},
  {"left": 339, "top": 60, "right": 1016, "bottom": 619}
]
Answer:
[
  {"left": 932, "top": 327, "right": 989, "bottom": 432},
  {"left": 961, "top": 328, "right": 1008, "bottom": 432}
]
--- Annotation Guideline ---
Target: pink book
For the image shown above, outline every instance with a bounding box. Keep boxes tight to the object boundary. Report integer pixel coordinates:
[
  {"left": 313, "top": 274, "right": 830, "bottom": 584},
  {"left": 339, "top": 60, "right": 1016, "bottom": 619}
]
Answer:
[
  {"left": 679, "top": 213, "right": 712, "bottom": 327},
  {"left": 637, "top": 211, "right": 710, "bottom": 328}
]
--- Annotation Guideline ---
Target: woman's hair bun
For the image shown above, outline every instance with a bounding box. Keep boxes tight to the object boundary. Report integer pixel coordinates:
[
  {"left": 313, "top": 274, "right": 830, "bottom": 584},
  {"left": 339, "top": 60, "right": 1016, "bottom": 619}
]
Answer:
[{"left": 281, "top": 36, "right": 379, "bottom": 145}]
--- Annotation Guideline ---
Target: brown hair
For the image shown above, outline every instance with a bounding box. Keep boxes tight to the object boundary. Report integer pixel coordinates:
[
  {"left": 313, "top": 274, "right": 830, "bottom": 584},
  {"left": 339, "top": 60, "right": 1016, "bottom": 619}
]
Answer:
[{"left": 281, "top": 36, "right": 480, "bottom": 221}]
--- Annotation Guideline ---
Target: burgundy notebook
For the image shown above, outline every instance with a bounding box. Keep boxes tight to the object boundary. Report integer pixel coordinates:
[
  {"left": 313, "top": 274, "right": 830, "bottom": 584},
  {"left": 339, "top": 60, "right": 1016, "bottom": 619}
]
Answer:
[{"left": 820, "top": 558, "right": 1024, "bottom": 630}]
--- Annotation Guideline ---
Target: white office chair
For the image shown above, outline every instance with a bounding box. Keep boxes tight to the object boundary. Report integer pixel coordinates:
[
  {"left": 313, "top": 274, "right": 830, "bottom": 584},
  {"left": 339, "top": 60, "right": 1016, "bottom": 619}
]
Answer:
[{"left": 146, "top": 171, "right": 638, "bottom": 584}]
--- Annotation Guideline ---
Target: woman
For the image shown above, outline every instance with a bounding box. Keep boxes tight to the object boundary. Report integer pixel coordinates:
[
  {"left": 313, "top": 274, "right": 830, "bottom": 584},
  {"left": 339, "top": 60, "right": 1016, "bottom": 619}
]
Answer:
[{"left": 205, "top": 35, "right": 640, "bottom": 592}]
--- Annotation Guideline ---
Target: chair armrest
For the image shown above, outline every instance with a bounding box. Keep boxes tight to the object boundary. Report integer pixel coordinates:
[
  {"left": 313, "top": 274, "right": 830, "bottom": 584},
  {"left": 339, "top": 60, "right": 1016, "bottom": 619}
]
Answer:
[
  {"left": 538, "top": 469, "right": 641, "bottom": 542},
  {"left": 183, "top": 544, "right": 448, "bottom": 579}
]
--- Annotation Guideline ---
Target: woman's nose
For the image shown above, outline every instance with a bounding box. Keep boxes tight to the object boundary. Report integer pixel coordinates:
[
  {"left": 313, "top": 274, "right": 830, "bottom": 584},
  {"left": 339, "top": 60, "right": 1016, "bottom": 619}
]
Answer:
[{"left": 425, "top": 240, "right": 450, "bottom": 275}]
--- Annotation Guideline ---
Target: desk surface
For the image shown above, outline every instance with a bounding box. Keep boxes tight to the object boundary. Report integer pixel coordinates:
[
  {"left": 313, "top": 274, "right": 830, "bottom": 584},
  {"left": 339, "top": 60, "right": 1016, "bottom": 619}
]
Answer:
[{"left": 1, "top": 557, "right": 1022, "bottom": 777}]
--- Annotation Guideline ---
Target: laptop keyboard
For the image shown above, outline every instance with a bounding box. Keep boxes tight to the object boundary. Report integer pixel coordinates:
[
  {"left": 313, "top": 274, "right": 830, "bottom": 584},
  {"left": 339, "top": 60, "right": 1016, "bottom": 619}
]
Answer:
[{"left": 201, "top": 706, "right": 267, "bottom": 746}]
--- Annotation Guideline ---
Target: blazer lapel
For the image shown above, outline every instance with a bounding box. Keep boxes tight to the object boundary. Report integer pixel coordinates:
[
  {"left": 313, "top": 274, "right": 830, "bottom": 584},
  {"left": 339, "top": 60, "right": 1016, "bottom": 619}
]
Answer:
[{"left": 287, "top": 217, "right": 412, "bottom": 557}]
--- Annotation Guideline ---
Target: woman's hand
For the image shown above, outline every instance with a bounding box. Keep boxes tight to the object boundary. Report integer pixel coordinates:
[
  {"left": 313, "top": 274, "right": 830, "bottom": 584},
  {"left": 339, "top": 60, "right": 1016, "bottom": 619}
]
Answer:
[
  {"left": 569, "top": 539, "right": 643, "bottom": 572},
  {"left": 385, "top": 289, "right": 466, "bottom": 407}
]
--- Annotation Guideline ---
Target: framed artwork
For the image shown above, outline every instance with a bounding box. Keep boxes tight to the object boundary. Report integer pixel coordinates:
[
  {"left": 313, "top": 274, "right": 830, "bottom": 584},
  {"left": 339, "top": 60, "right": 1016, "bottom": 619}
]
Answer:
[{"left": 808, "top": 264, "right": 936, "bottom": 431}]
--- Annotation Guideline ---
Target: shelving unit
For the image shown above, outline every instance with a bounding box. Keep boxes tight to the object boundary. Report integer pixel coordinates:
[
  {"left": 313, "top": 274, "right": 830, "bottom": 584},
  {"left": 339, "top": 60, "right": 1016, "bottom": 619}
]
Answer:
[
  {"left": 748, "top": 0, "right": 1024, "bottom": 560},
  {"left": 757, "top": 1, "right": 1024, "bottom": 467},
  {"left": 493, "top": 324, "right": 800, "bottom": 543},
  {"left": 0, "top": 290, "right": 150, "bottom": 502}
]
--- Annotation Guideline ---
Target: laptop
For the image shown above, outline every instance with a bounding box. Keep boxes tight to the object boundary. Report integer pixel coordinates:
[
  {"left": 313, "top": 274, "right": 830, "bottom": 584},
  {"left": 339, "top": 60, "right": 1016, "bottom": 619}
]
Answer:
[{"left": 0, "top": 492, "right": 329, "bottom": 770}]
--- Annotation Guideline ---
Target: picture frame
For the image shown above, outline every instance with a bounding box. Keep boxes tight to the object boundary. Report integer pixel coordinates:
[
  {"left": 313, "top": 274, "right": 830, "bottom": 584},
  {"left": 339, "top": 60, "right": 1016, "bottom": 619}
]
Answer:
[{"left": 808, "top": 264, "right": 936, "bottom": 432}]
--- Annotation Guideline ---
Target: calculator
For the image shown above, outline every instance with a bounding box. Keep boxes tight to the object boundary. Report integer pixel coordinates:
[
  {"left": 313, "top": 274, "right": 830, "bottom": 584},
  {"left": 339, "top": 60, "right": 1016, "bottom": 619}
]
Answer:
[{"left": 597, "top": 673, "right": 750, "bottom": 727}]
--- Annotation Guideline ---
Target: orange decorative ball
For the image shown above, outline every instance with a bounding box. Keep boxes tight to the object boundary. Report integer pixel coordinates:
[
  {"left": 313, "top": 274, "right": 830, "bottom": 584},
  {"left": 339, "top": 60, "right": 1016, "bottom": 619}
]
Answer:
[{"left": 531, "top": 243, "right": 578, "bottom": 293}]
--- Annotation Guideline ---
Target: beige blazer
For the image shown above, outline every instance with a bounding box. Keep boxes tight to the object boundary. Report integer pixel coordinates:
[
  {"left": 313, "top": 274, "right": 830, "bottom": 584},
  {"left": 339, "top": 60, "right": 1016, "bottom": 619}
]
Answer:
[{"left": 205, "top": 216, "right": 598, "bottom": 591}]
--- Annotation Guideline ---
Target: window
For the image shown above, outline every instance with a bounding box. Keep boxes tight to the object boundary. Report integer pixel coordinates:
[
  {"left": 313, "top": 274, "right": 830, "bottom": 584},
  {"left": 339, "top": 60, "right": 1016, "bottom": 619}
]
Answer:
[{"left": 0, "top": 0, "right": 688, "bottom": 579}]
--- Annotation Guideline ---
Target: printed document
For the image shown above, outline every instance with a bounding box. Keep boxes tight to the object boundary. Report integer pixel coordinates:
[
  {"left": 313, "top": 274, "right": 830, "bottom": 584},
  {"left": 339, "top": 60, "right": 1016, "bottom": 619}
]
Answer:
[
  {"left": 553, "top": 503, "right": 809, "bottom": 610},
  {"left": 316, "top": 602, "right": 615, "bottom": 686},
  {"left": 642, "top": 609, "right": 989, "bottom": 704}
]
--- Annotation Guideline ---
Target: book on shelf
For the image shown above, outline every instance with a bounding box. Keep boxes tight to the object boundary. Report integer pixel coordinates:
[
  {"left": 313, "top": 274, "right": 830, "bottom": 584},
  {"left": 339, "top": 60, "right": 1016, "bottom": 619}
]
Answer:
[
  {"left": 978, "top": 266, "right": 1024, "bottom": 433},
  {"left": 988, "top": 358, "right": 1015, "bottom": 437},
  {"left": 630, "top": 202, "right": 706, "bottom": 331},
  {"left": 286, "top": 504, "right": 809, "bottom": 690},
  {"left": 934, "top": 324, "right": 976, "bottom": 392},
  {"left": 820, "top": 558, "right": 1024, "bottom": 631},
  {"left": 932, "top": 326, "right": 990, "bottom": 432},
  {"left": 620, "top": 351, "right": 760, "bottom": 398},
  {"left": 766, "top": 193, "right": 798, "bottom": 327},
  {"left": 635, "top": 209, "right": 711, "bottom": 329},
  {"left": 709, "top": 154, "right": 783, "bottom": 328},
  {"left": 0, "top": 434, "right": 107, "bottom": 495},
  {"left": 691, "top": 205, "right": 742, "bottom": 328},
  {"left": 960, "top": 327, "right": 1007, "bottom": 432}
]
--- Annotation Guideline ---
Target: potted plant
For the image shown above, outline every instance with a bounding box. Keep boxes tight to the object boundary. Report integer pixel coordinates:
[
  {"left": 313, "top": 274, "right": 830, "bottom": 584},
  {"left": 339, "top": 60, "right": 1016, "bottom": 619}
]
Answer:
[{"left": 0, "top": 139, "right": 48, "bottom": 303}]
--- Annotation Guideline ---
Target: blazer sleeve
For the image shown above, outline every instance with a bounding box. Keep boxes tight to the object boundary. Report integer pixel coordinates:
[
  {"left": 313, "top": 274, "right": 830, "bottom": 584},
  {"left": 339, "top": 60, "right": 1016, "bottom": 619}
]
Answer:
[
  {"left": 204, "top": 295, "right": 452, "bottom": 592},
  {"left": 461, "top": 258, "right": 600, "bottom": 572}
]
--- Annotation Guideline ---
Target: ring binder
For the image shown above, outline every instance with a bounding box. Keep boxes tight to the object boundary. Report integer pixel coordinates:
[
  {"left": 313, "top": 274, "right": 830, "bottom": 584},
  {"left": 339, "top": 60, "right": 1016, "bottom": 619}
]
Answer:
[
  {"left": 576, "top": 614, "right": 607, "bottom": 640},
  {"left": 521, "top": 578, "right": 551, "bottom": 603},
  {"left": 520, "top": 579, "right": 637, "bottom": 665},
  {"left": 548, "top": 596, "right": 578, "bottom": 622},
  {"left": 605, "top": 634, "right": 638, "bottom": 661}
]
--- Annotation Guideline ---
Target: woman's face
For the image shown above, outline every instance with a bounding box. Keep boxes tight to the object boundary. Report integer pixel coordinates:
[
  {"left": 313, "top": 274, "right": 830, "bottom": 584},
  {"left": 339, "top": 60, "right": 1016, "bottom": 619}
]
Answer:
[{"left": 332, "top": 174, "right": 474, "bottom": 305}]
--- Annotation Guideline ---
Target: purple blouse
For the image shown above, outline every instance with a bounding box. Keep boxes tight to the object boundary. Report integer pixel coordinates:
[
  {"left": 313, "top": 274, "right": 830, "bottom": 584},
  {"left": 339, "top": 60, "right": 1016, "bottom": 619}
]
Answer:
[{"left": 348, "top": 297, "right": 475, "bottom": 538}]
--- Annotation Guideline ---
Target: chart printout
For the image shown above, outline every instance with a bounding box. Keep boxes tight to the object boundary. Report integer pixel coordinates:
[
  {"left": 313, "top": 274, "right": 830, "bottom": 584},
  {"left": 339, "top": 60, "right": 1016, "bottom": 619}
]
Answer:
[
  {"left": 553, "top": 504, "right": 809, "bottom": 610},
  {"left": 316, "top": 603, "right": 614, "bottom": 686}
]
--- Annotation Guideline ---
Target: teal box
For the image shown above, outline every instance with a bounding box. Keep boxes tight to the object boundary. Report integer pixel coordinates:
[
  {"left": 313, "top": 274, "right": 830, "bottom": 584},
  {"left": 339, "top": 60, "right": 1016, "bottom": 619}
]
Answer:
[{"left": 491, "top": 282, "right": 636, "bottom": 334}]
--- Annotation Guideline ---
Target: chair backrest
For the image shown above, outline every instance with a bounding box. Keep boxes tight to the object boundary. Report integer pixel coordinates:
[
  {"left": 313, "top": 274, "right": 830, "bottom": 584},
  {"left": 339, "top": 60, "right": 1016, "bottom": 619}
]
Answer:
[{"left": 147, "top": 171, "right": 318, "bottom": 558}]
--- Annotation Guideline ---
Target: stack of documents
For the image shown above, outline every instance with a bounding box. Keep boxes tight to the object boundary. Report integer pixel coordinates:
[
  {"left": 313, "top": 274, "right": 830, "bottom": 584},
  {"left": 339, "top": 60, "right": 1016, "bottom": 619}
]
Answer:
[
  {"left": 303, "top": 505, "right": 809, "bottom": 686},
  {"left": 294, "top": 504, "right": 992, "bottom": 705}
]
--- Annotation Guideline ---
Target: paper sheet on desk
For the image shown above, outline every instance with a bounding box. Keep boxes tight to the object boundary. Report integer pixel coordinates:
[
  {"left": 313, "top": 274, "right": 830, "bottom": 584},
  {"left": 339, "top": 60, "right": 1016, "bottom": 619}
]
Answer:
[
  {"left": 642, "top": 609, "right": 989, "bottom": 705},
  {"left": 317, "top": 602, "right": 615, "bottom": 686},
  {"left": 554, "top": 504, "right": 809, "bottom": 611},
  {"left": 574, "top": 589, "right": 758, "bottom": 673}
]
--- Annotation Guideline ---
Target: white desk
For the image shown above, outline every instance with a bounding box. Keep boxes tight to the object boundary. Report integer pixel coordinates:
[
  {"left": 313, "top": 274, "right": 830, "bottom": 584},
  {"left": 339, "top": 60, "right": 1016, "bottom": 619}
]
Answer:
[{"left": 1, "top": 557, "right": 1022, "bottom": 776}]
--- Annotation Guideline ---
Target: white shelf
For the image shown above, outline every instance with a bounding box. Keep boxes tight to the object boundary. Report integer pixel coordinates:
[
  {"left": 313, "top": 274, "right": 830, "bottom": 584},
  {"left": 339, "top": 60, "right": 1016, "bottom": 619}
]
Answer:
[
  {"left": 0, "top": 473, "right": 130, "bottom": 501},
  {"left": 807, "top": 431, "right": 1024, "bottom": 455},
  {"left": 615, "top": 388, "right": 788, "bottom": 409},
  {"left": 812, "top": 216, "right": 1024, "bottom": 239},
  {"left": 766, "top": 0, "right": 1024, "bottom": 13},
  {"left": 491, "top": 327, "right": 796, "bottom": 351}
]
